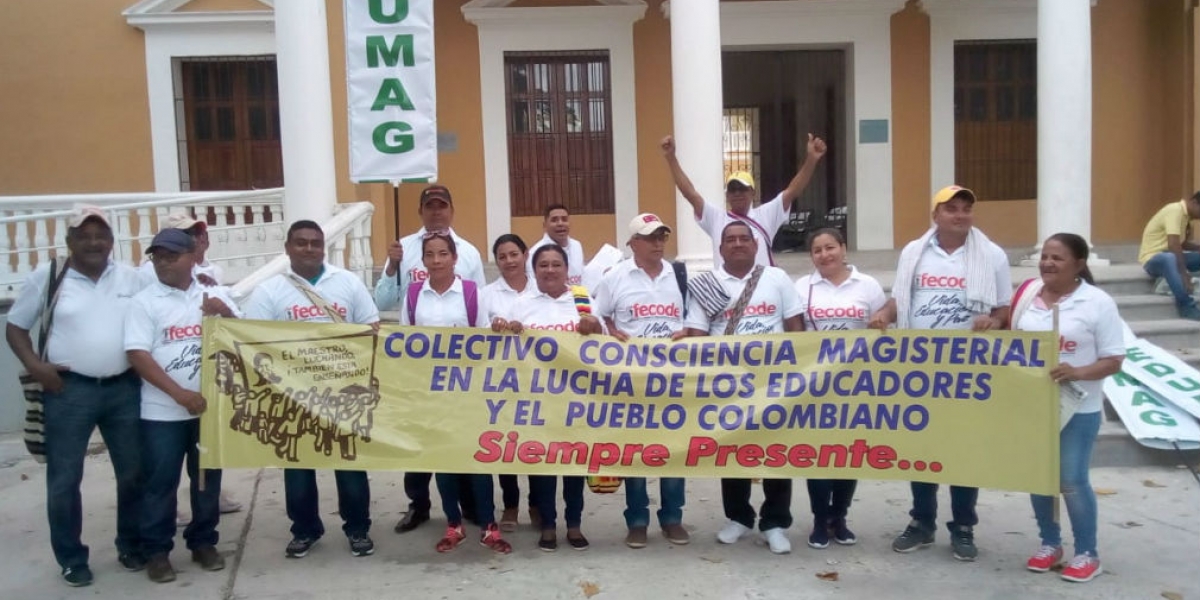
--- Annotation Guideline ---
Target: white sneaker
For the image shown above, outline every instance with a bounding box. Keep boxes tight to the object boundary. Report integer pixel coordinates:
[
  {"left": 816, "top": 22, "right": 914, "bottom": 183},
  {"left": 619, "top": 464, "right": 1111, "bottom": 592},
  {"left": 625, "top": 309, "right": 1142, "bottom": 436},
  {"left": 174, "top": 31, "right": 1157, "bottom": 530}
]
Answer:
[
  {"left": 762, "top": 527, "right": 791, "bottom": 554},
  {"left": 716, "top": 520, "right": 751, "bottom": 544}
]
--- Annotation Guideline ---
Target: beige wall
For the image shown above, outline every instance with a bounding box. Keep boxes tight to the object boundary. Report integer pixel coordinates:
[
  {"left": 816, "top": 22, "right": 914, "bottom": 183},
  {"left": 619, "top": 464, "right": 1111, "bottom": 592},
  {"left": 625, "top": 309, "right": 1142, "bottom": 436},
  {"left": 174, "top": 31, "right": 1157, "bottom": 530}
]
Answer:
[
  {"left": 890, "top": 1, "right": 932, "bottom": 245},
  {"left": 0, "top": 0, "right": 153, "bottom": 194},
  {"left": 1092, "top": 0, "right": 1193, "bottom": 243}
]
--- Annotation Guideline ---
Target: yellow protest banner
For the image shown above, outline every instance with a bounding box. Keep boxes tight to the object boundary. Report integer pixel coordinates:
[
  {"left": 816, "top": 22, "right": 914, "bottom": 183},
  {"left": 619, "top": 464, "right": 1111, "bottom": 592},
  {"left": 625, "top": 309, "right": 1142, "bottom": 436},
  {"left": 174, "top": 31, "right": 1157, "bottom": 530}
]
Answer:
[{"left": 200, "top": 319, "right": 1060, "bottom": 495}]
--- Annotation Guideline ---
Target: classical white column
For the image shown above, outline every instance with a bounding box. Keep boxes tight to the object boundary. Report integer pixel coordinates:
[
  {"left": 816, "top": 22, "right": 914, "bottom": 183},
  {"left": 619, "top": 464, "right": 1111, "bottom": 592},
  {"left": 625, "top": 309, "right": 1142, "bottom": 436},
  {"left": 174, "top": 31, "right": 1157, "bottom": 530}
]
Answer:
[
  {"left": 1029, "top": 0, "right": 1107, "bottom": 265},
  {"left": 275, "top": 0, "right": 338, "bottom": 225},
  {"left": 668, "top": 0, "right": 724, "bottom": 268}
]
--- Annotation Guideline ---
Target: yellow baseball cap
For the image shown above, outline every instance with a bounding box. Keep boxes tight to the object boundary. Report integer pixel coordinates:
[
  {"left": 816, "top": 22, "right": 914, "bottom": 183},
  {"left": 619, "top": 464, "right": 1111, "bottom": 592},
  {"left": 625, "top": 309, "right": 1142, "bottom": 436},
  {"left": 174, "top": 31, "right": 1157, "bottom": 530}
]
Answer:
[
  {"left": 725, "top": 171, "right": 756, "bottom": 190},
  {"left": 931, "top": 185, "right": 976, "bottom": 209}
]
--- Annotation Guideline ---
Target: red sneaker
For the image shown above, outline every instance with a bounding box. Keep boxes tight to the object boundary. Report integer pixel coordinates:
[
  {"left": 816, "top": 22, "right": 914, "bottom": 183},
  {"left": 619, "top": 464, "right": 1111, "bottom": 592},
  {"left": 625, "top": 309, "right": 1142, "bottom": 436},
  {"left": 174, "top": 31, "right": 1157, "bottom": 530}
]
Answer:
[
  {"left": 436, "top": 525, "right": 466, "bottom": 553},
  {"left": 480, "top": 523, "right": 513, "bottom": 554},
  {"left": 1026, "top": 545, "right": 1063, "bottom": 572},
  {"left": 1060, "top": 554, "right": 1102, "bottom": 582}
]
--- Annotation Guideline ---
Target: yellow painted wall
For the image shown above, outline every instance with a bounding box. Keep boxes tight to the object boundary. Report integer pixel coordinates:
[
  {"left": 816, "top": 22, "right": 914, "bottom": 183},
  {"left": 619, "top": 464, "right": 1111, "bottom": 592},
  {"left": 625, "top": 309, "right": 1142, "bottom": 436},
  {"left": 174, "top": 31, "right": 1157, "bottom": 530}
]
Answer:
[
  {"left": 634, "top": 0, "right": 678, "bottom": 258},
  {"left": 0, "top": 0, "right": 153, "bottom": 194},
  {"left": 1092, "top": 0, "right": 1193, "bottom": 243},
  {"left": 889, "top": 1, "right": 932, "bottom": 245}
]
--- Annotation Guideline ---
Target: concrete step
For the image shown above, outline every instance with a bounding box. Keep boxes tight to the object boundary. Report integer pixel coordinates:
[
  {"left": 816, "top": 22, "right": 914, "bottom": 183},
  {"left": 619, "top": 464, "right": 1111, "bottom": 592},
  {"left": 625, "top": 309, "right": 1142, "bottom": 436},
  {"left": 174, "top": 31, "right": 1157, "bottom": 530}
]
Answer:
[
  {"left": 1128, "top": 319, "right": 1200, "bottom": 352},
  {"left": 1115, "top": 294, "right": 1178, "bottom": 321}
]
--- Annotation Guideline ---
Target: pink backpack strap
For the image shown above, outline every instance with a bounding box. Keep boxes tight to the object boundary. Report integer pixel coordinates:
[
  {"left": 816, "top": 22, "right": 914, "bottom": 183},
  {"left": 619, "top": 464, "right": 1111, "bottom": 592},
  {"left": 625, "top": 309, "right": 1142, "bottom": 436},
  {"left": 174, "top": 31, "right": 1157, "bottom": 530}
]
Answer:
[
  {"left": 462, "top": 279, "right": 478, "bottom": 326},
  {"left": 405, "top": 281, "right": 423, "bottom": 325}
]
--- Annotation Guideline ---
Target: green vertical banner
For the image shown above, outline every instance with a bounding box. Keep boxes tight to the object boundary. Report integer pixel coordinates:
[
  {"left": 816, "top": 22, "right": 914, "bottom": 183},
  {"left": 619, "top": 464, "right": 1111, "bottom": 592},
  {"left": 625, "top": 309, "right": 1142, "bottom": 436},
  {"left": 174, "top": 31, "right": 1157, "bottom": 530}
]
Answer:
[{"left": 344, "top": 0, "right": 437, "bottom": 182}]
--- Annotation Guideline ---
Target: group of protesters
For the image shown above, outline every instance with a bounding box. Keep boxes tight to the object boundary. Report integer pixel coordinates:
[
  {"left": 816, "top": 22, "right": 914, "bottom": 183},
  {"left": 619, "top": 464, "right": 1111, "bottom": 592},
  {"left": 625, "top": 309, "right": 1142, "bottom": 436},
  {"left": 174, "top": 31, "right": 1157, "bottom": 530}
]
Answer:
[{"left": 6, "top": 130, "right": 1134, "bottom": 588}]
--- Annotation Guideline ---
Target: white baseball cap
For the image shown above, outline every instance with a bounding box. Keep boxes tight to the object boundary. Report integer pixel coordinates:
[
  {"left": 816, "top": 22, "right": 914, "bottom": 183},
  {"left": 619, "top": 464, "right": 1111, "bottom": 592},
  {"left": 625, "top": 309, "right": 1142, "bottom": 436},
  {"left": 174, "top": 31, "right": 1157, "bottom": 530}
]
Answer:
[{"left": 628, "top": 213, "right": 672, "bottom": 237}]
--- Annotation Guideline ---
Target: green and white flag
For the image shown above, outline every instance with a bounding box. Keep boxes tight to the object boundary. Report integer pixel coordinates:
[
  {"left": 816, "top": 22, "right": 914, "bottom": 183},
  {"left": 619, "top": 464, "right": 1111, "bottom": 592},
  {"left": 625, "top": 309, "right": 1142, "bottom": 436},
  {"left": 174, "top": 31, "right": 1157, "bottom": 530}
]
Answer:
[{"left": 344, "top": 0, "right": 437, "bottom": 182}]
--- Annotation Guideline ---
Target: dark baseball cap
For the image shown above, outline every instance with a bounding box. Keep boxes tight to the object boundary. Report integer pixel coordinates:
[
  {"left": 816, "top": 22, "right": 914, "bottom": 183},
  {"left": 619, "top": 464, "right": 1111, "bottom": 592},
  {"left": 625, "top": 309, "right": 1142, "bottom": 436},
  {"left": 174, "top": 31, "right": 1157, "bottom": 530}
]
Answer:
[
  {"left": 419, "top": 185, "right": 453, "bottom": 207},
  {"left": 146, "top": 228, "right": 195, "bottom": 254}
]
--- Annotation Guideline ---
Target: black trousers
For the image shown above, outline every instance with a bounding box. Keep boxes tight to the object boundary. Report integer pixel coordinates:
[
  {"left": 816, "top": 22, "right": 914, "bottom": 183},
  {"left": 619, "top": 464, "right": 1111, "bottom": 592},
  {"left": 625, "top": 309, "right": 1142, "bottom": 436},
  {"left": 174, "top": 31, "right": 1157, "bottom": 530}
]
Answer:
[
  {"left": 807, "top": 479, "right": 857, "bottom": 521},
  {"left": 721, "top": 478, "right": 792, "bottom": 531}
]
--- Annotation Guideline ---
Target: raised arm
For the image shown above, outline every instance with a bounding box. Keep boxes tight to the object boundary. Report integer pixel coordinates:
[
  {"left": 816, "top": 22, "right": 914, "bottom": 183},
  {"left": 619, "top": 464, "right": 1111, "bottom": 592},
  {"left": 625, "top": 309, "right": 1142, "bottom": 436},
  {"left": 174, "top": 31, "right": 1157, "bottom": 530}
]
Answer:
[
  {"left": 779, "top": 134, "right": 828, "bottom": 213},
  {"left": 661, "top": 135, "right": 707, "bottom": 220}
]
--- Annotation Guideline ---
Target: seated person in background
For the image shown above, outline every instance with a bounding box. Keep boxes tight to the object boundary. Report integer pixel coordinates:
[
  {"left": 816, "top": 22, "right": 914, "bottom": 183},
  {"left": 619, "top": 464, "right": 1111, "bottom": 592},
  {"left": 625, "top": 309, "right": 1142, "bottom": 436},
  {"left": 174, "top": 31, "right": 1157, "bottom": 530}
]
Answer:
[{"left": 1138, "top": 191, "right": 1200, "bottom": 320}]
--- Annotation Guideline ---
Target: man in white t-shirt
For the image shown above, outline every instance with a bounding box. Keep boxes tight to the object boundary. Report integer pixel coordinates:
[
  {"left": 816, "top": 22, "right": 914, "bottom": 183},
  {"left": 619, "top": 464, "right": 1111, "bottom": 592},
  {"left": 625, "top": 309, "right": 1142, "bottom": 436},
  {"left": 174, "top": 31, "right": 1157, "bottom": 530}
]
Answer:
[
  {"left": 683, "top": 221, "right": 803, "bottom": 555},
  {"left": 661, "top": 133, "right": 826, "bottom": 268},
  {"left": 375, "top": 184, "right": 485, "bottom": 312},
  {"left": 868, "top": 185, "right": 1012, "bottom": 563},
  {"left": 244, "top": 220, "right": 380, "bottom": 560},
  {"left": 594, "top": 213, "right": 690, "bottom": 549},
  {"left": 6, "top": 206, "right": 148, "bottom": 587},
  {"left": 527, "top": 204, "right": 587, "bottom": 286},
  {"left": 125, "top": 229, "right": 240, "bottom": 583}
]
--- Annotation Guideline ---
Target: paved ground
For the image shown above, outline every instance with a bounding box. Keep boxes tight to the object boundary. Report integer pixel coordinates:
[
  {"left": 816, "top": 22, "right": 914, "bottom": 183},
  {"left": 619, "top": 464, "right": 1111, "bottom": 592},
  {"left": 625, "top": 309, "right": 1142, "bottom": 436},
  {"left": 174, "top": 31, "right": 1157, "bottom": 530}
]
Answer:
[{"left": 0, "top": 434, "right": 1197, "bottom": 600}]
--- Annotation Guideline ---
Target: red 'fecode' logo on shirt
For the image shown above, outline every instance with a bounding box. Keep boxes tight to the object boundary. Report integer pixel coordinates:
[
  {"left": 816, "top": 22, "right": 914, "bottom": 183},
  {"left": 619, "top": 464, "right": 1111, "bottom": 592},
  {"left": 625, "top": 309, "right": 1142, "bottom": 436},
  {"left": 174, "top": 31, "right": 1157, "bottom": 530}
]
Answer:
[
  {"left": 810, "top": 306, "right": 865, "bottom": 319},
  {"left": 724, "top": 302, "right": 776, "bottom": 320},
  {"left": 288, "top": 303, "right": 348, "bottom": 320},
  {"left": 630, "top": 303, "right": 680, "bottom": 319},
  {"left": 526, "top": 321, "right": 578, "bottom": 332},
  {"left": 164, "top": 324, "right": 202, "bottom": 341},
  {"left": 917, "top": 274, "right": 967, "bottom": 289}
]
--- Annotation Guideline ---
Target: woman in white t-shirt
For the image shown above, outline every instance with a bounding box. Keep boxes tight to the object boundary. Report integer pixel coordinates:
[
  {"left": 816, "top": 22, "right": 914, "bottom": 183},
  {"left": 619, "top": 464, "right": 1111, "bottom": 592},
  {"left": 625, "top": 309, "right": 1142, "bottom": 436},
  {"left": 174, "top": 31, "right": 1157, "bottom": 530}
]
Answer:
[
  {"left": 481, "top": 233, "right": 536, "bottom": 532},
  {"left": 1012, "top": 233, "right": 1124, "bottom": 583},
  {"left": 492, "top": 244, "right": 604, "bottom": 552},
  {"left": 401, "top": 231, "right": 513, "bottom": 555},
  {"left": 793, "top": 227, "right": 887, "bottom": 550}
]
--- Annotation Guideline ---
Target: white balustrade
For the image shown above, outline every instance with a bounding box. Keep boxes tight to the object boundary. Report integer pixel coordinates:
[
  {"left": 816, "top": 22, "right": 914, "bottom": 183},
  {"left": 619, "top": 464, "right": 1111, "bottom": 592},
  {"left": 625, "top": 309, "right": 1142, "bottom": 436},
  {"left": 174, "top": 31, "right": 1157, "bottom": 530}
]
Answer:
[{"left": 0, "top": 189, "right": 286, "bottom": 299}]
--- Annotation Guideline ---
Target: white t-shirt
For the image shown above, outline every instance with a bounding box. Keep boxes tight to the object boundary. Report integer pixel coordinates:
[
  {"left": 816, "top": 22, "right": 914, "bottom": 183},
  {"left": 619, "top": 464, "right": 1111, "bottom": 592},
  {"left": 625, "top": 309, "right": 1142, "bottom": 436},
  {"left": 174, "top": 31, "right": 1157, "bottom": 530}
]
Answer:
[
  {"left": 527, "top": 235, "right": 586, "bottom": 286},
  {"left": 138, "top": 259, "right": 225, "bottom": 287},
  {"left": 594, "top": 259, "right": 684, "bottom": 339},
  {"left": 684, "top": 265, "right": 802, "bottom": 335},
  {"left": 481, "top": 276, "right": 535, "bottom": 321},
  {"left": 905, "top": 237, "right": 1012, "bottom": 330},
  {"left": 374, "top": 227, "right": 486, "bottom": 311},
  {"left": 9, "top": 261, "right": 146, "bottom": 378},
  {"left": 125, "top": 281, "right": 242, "bottom": 421},
  {"left": 794, "top": 266, "right": 887, "bottom": 331},
  {"left": 504, "top": 287, "right": 604, "bottom": 333},
  {"left": 696, "top": 192, "right": 787, "bottom": 269},
  {"left": 1016, "top": 281, "right": 1125, "bottom": 414},
  {"left": 246, "top": 264, "right": 379, "bottom": 325},
  {"left": 399, "top": 278, "right": 488, "bottom": 328}
]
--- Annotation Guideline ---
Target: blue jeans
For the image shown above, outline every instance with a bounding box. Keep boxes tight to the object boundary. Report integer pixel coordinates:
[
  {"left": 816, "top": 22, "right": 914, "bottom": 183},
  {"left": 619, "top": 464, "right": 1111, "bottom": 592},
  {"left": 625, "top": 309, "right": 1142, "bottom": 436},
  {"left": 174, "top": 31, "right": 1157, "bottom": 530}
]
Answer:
[
  {"left": 1031, "top": 410, "right": 1102, "bottom": 556},
  {"left": 435, "top": 473, "right": 496, "bottom": 527},
  {"left": 910, "top": 482, "right": 978, "bottom": 530},
  {"left": 140, "top": 419, "right": 221, "bottom": 555},
  {"left": 43, "top": 370, "right": 142, "bottom": 569},
  {"left": 1143, "top": 251, "right": 1200, "bottom": 308},
  {"left": 623, "top": 477, "right": 685, "bottom": 528},
  {"left": 529, "top": 475, "right": 585, "bottom": 530},
  {"left": 284, "top": 469, "right": 370, "bottom": 539}
]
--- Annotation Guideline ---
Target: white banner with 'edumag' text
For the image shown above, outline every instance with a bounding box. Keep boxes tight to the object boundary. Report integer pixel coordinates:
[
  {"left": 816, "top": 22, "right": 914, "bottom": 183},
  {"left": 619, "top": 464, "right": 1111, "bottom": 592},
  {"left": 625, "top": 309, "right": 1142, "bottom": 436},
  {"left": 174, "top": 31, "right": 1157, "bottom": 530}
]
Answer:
[{"left": 344, "top": 0, "right": 437, "bottom": 182}]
